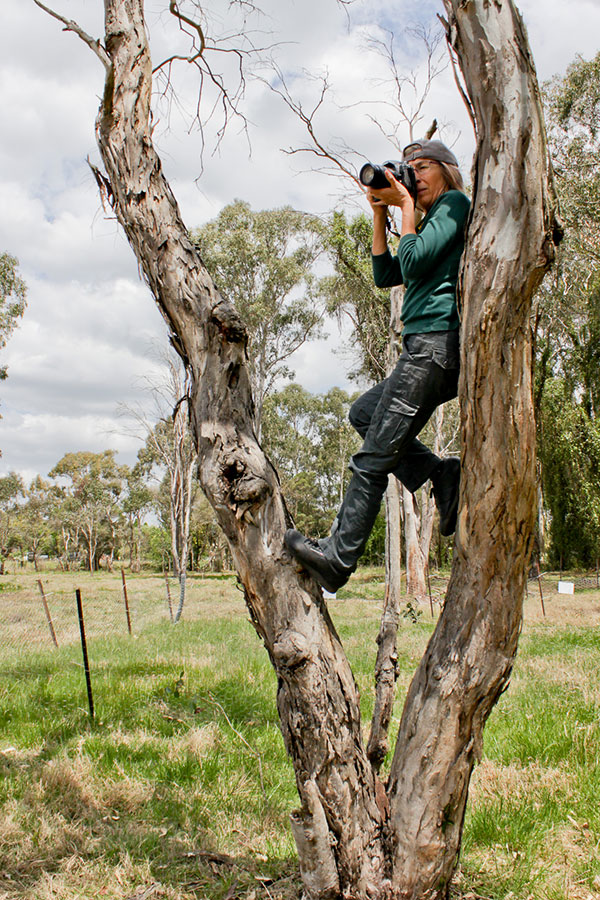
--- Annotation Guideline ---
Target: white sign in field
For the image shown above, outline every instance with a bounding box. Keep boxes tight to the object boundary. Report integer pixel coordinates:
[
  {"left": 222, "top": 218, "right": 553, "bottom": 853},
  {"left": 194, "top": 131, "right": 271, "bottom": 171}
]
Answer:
[{"left": 557, "top": 581, "right": 575, "bottom": 595}]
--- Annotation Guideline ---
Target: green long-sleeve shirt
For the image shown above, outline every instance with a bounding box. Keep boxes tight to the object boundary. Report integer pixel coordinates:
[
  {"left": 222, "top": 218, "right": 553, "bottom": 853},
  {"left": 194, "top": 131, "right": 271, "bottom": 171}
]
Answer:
[{"left": 372, "top": 189, "right": 471, "bottom": 335}]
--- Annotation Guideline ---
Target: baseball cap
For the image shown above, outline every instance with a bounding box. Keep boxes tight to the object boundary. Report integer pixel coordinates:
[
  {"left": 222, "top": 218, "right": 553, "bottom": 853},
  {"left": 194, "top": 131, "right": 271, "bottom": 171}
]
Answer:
[{"left": 402, "top": 139, "right": 459, "bottom": 167}]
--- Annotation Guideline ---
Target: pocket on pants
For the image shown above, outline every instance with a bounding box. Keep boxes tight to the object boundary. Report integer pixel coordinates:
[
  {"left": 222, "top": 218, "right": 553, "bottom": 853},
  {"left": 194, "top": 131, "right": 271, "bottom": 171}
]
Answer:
[
  {"left": 432, "top": 347, "right": 459, "bottom": 370},
  {"left": 368, "top": 393, "right": 419, "bottom": 455},
  {"left": 387, "top": 394, "right": 419, "bottom": 418}
]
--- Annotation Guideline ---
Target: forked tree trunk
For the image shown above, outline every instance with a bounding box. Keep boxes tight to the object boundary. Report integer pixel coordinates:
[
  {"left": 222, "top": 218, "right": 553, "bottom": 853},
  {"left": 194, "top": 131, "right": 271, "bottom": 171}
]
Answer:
[{"left": 41, "top": 0, "right": 561, "bottom": 896}]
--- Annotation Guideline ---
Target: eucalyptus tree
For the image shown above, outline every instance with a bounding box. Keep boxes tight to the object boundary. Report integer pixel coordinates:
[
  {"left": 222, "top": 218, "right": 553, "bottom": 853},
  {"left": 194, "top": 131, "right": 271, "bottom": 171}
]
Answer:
[
  {"left": 128, "top": 351, "right": 198, "bottom": 616},
  {"left": 48, "top": 450, "right": 127, "bottom": 571},
  {"left": 0, "top": 253, "right": 27, "bottom": 383},
  {"left": 35, "top": 1, "right": 561, "bottom": 897},
  {"left": 192, "top": 200, "right": 325, "bottom": 436},
  {"left": 262, "top": 384, "right": 360, "bottom": 537},
  {"left": 538, "top": 377, "right": 600, "bottom": 568},
  {"left": 121, "top": 467, "right": 153, "bottom": 572},
  {"left": 0, "top": 472, "right": 24, "bottom": 573},
  {"left": 17, "top": 476, "right": 53, "bottom": 570},
  {"left": 534, "top": 52, "right": 600, "bottom": 564},
  {"left": 320, "top": 210, "right": 390, "bottom": 384}
]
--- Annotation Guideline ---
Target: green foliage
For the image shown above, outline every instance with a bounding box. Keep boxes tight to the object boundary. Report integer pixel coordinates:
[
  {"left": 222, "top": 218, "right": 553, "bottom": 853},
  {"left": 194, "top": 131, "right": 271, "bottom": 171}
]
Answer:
[
  {"left": 538, "top": 379, "right": 600, "bottom": 567},
  {"left": 535, "top": 53, "right": 600, "bottom": 565},
  {"left": 141, "top": 523, "right": 171, "bottom": 569},
  {"left": 320, "top": 210, "right": 391, "bottom": 382},
  {"left": 192, "top": 201, "right": 326, "bottom": 423},
  {"left": 0, "top": 252, "right": 27, "bottom": 381},
  {"left": 48, "top": 450, "right": 128, "bottom": 571},
  {"left": 361, "top": 511, "right": 386, "bottom": 566},
  {"left": 261, "top": 383, "right": 360, "bottom": 535},
  {"left": 0, "top": 472, "right": 25, "bottom": 565}
]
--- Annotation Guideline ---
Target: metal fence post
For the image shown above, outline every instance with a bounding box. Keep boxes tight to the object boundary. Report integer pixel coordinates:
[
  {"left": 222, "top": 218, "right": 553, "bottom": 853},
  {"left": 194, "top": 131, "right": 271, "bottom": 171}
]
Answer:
[{"left": 75, "top": 588, "right": 94, "bottom": 720}]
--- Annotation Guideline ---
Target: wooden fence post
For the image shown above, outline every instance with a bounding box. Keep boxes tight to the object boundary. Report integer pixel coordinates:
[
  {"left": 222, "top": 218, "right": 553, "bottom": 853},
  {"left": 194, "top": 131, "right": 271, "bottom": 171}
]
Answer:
[
  {"left": 537, "top": 575, "right": 546, "bottom": 617},
  {"left": 37, "top": 579, "right": 58, "bottom": 647},
  {"left": 121, "top": 568, "right": 132, "bottom": 635}
]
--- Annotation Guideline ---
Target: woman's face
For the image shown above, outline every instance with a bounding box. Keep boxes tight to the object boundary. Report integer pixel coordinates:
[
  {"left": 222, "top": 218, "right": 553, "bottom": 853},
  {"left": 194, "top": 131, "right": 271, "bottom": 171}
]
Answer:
[{"left": 412, "top": 159, "right": 447, "bottom": 211}]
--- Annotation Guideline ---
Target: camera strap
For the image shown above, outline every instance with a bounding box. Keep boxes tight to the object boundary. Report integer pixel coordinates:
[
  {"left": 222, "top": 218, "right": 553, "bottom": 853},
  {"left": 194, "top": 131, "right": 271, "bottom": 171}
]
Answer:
[{"left": 386, "top": 213, "right": 401, "bottom": 238}]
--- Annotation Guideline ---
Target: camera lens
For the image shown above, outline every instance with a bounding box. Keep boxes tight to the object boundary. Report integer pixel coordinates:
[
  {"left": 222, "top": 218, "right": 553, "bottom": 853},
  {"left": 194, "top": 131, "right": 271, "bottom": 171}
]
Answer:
[{"left": 359, "top": 164, "right": 377, "bottom": 186}]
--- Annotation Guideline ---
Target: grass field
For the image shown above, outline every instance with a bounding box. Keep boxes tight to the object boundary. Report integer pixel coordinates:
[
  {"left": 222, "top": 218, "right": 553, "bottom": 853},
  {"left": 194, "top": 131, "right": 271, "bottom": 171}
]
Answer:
[{"left": 1, "top": 568, "right": 599, "bottom": 900}]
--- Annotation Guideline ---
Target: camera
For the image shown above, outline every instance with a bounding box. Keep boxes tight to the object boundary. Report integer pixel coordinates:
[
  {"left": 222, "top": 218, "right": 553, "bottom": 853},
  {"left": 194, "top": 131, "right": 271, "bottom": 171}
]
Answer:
[{"left": 359, "top": 160, "right": 418, "bottom": 204}]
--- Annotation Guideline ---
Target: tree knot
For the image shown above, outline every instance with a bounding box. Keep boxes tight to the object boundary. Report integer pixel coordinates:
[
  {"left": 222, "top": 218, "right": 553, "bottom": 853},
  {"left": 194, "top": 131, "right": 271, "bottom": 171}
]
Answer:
[{"left": 273, "top": 631, "right": 313, "bottom": 670}]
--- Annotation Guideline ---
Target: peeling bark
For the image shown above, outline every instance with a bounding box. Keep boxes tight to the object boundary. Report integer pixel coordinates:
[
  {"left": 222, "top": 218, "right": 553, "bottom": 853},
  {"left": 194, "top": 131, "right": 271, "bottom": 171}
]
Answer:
[{"left": 385, "top": 1, "right": 562, "bottom": 895}]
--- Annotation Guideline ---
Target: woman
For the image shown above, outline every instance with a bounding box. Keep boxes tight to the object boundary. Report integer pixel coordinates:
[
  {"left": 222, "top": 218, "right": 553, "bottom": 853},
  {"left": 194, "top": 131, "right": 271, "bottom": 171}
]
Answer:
[{"left": 285, "top": 139, "right": 470, "bottom": 593}]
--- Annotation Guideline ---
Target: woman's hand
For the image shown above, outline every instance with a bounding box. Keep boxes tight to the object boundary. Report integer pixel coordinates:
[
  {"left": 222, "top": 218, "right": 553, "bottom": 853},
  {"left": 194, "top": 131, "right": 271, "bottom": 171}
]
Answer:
[{"left": 367, "top": 168, "right": 414, "bottom": 213}]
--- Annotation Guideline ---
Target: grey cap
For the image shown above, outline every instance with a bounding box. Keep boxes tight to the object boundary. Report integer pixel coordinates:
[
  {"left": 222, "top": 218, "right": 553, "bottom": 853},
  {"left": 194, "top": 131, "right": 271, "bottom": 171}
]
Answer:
[{"left": 402, "top": 139, "right": 459, "bottom": 167}]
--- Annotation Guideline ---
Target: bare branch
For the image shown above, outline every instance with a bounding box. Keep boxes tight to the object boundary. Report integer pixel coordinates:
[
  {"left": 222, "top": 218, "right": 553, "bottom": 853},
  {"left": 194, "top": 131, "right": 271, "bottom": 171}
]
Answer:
[
  {"left": 33, "top": 0, "right": 110, "bottom": 70},
  {"left": 168, "top": 0, "right": 206, "bottom": 57},
  {"left": 151, "top": 4, "right": 278, "bottom": 156},
  {"left": 362, "top": 26, "right": 447, "bottom": 144},
  {"left": 264, "top": 65, "right": 363, "bottom": 187},
  {"left": 425, "top": 118, "right": 438, "bottom": 139}
]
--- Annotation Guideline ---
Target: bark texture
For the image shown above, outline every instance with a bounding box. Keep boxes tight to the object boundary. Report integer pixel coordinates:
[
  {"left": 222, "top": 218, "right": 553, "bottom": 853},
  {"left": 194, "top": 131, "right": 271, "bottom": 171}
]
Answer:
[
  {"left": 384, "top": 1, "right": 562, "bottom": 895},
  {"left": 368, "top": 475, "right": 402, "bottom": 773},
  {"left": 53, "top": 0, "right": 560, "bottom": 897}
]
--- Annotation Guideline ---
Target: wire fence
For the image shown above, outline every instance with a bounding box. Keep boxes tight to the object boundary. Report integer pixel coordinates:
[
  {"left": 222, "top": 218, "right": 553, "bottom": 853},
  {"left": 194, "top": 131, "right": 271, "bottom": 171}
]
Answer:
[
  {"left": 0, "top": 568, "right": 240, "bottom": 655},
  {"left": 2, "top": 566, "right": 598, "bottom": 658}
]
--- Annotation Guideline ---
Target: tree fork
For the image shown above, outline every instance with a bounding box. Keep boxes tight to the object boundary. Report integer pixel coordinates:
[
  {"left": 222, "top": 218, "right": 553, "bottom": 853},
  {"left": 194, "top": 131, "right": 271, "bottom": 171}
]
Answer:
[{"left": 37, "top": 0, "right": 562, "bottom": 897}]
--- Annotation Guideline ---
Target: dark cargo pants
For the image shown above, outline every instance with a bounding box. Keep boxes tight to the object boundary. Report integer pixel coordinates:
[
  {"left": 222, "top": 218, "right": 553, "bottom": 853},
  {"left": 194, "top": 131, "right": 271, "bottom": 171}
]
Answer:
[{"left": 322, "top": 330, "right": 460, "bottom": 574}]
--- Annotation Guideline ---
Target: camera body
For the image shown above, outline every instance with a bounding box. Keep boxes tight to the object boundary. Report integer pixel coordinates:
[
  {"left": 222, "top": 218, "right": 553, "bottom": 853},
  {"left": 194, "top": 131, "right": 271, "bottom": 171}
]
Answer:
[{"left": 359, "top": 160, "right": 418, "bottom": 204}]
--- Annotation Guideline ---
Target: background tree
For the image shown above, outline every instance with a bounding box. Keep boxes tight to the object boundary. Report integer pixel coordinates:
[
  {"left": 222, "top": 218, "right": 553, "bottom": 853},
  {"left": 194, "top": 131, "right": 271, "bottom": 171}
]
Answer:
[
  {"left": 121, "top": 467, "right": 154, "bottom": 572},
  {"left": 188, "top": 489, "right": 231, "bottom": 572},
  {"left": 534, "top": 51, "right": 600, "bottom": 566},
  {"left": 0, "top": 253, "right": 27, "bottom": 384},
  {"left": 538, "top": 378, "right": 600, "bottom": 568},
  {"left": 320, "top": 211, "right": 390, "bottom": 383},
  {"left": 48, "top": 450, "right": 126, "bottom": 572},
  {"left": 0, "top": 472, "right": 24, "bottom": 573},
  {"left": 262, "top": 383, "right": 361, "bottom": 537},
  {"left": 131, "top": 352, "right": 198, "bottom": 618},
  {"left": 16, "top": 476, "right": 53, "bottom": 571},
  {"left": 36, "top": 0, "right": 561, "bottom": 896},
  {"left": 192, "top": 201, "right": 325, "bottom": 435}
]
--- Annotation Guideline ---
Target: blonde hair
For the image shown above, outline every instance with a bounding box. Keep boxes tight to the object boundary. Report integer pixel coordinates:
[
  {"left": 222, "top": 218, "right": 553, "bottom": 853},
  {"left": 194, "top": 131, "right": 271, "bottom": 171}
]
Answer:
[{"left": 438, "top": 162, "right": 466, "bottom": 193}]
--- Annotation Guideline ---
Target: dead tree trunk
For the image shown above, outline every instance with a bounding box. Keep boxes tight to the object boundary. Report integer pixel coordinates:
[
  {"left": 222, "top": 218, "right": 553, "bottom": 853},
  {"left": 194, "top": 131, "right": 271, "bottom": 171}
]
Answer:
[
  {"left": 38, "top": 0, "right": 561, "bottom": 896},
  {"left": 402, "top": 486, "right": 427, "bottom": 600}
]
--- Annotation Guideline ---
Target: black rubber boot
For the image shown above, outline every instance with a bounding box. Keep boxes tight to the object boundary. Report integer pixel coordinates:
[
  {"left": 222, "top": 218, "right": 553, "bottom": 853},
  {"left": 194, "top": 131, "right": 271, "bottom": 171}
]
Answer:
[
  {"left": 284, "top": 529, "right": 350, "bottom": 593},
  {"left": 431, "top": 457, "right": 461, "bottom": 537}
]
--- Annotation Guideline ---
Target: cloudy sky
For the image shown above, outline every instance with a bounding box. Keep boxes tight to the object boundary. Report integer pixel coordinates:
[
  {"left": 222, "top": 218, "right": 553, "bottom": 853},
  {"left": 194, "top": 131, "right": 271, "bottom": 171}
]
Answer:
[{"left": 1, "top": 0, "right": 599, "bottom": 485}]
